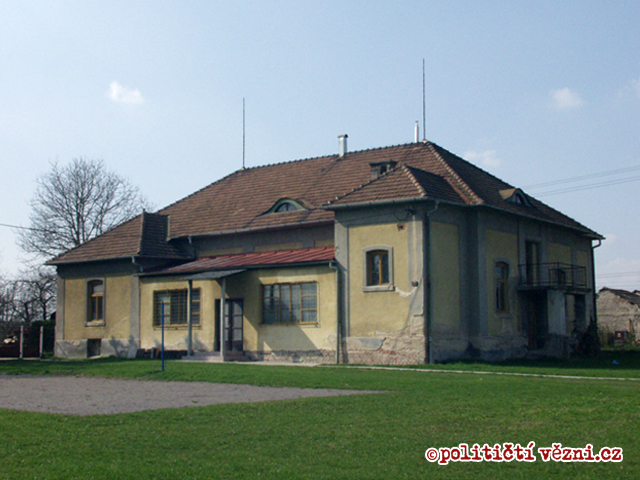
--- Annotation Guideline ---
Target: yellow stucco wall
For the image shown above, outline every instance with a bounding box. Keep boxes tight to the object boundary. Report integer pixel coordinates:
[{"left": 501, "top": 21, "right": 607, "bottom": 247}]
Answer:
[
  {"left": 139, "top": 266, "right": 336, "bottom": 353},
  {"left": 63, "top": 275, "right": 131, "bottom": 340},
  {"left": 431, "top": 222, "right": 460, "bottom": 333},
  {"left": 139, "top": 277, "right": 220, "bottom": 351},
  {"left": 548, "top": 242, "right": 571, "bottom": 264},
  {"left": 485, "top": 229, "right": 519, "bottom": 336},
  {"left": 234, "top": 267, "right": 337, "bottom": 352},
  {"left": 348, "top": 222, "right": 412, "bottom": 336}
]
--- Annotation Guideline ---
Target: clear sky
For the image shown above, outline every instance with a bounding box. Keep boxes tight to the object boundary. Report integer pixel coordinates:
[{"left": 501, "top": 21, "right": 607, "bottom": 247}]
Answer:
[{"left": 1, "top": 1, "right": 639, "bottom": 289}]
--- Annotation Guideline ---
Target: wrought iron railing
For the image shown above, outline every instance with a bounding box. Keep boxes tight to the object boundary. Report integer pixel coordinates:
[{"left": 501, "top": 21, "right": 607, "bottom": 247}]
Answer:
[{"left": 518, "top": 262, "right": 587, "bottom": 289}]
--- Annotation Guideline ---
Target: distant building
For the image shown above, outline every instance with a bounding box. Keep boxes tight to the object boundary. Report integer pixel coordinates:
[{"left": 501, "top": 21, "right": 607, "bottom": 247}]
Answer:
[
  {"left": 597, "top": 288, "right": 640, "bottom": 346},
  {"left": 49, "top": 139, "right": 602, "bottom": 364}
]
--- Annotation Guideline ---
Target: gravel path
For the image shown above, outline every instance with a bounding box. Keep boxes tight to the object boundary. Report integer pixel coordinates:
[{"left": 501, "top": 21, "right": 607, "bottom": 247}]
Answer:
[{"left": 0, "top": 374, "right": 379, "bottom": 416}]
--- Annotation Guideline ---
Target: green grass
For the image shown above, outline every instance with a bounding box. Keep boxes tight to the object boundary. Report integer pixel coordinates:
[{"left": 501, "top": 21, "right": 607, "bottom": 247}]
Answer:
[{"left": 0, "top": 356, "right": 638, "bottom": 479}]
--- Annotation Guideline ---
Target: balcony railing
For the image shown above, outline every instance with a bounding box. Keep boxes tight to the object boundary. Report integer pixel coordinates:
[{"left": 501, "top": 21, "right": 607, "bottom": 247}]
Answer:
[{"left": 518, "top": 262, "right": 587, "bottom": 289}]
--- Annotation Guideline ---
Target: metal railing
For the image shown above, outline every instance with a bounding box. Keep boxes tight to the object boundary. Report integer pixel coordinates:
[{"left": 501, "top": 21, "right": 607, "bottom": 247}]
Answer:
[{"left": 518, "top": 262, "right": 587, "bottom": 289}]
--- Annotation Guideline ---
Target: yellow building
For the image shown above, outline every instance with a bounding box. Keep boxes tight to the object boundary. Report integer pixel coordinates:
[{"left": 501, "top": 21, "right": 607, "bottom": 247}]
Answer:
[{"left": 49, "top": 139, "right": 602, "bottom": 364}]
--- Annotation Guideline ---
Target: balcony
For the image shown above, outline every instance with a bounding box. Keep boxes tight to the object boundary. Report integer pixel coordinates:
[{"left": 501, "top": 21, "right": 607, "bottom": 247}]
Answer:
[{"left": 518, "top": 262, "right": 587, "bottom": 290}]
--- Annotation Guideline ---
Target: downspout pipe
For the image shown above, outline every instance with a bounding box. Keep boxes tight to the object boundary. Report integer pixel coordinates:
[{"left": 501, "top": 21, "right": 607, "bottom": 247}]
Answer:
[
  {"left": 591, "top": 239, "right": 602, "bottom": 331},
  {"left": 329, "top": 260, "right": 341, "bottom": 364},
  {"left": 424, "top": 200, "right": 440, "bottom": 364}
]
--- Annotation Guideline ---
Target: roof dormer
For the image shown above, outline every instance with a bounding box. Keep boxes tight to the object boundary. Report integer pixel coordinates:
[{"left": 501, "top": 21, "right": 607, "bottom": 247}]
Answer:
[
  {"left": 370, "top": 160, "right": 398, "bottom": 180},
  {"left": 499, "top": 188, "right": 533, "bottom": 207},
  {"left": 264, "top": 198, "right": 306, "bottom": 214}
]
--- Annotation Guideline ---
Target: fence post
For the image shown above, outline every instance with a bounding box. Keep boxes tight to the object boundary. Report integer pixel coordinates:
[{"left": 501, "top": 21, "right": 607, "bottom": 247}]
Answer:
[{"left": 39, "top": 326, "right": 44, "bottom": 358}]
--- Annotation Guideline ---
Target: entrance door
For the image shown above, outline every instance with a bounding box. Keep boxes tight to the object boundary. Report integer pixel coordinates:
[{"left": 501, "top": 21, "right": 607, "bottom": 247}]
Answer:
[
  {"left": 215, "top": 299, "right": 244, "bottom": 354},
  {"left": 524, "top": 292, "right": 547, "bottom": 350}
]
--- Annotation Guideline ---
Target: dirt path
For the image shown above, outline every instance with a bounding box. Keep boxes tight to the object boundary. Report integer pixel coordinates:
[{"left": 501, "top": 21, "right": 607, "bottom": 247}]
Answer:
[{"left": 0, "top": 374, "right": 378, "bottom": 416}]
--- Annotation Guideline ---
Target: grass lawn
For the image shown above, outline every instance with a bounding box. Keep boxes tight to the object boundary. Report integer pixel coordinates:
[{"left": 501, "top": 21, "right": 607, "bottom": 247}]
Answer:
[{"left": 0, "top": 353, "right": 638, "bottom": 479}]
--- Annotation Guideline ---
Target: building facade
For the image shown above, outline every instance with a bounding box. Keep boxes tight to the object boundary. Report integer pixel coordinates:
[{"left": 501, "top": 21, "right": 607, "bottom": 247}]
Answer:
[{"left": 50, "top": 140, "right": 602, "bottom": 364}]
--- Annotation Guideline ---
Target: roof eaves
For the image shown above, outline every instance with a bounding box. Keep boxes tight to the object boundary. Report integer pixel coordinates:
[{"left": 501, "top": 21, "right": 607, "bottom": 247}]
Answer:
[
  {"left": 323, "top": 195, "right": 456, "bottom": 211},
  {"left": 475, "top": 203, "right": 603, "bottom": 239}
]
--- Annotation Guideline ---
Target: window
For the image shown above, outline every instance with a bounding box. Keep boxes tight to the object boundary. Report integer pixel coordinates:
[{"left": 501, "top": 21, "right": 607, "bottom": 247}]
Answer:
[
  {"left": 367, "top": 250, "right": 390, "bottom": 285},
  {"left": 153, "top": 289, "right": 201, "bottom": 326},
  {"left": 274, "top": 202, "right": 298, "bottom": 212},
  {"left": 495, "top": 262, "right": 509, "bottom": 313},
  {"left": 364, "top": 247, "right": 393, "bottom": 291},
  {"left": 87, "top": 280, "right": 104, "bottom": 323},
  {"left": 264, "top": 198, "right": 305, "bottom": 214},
  {"left": 262, "top": 283, "right": 317, "bottom": 324}
]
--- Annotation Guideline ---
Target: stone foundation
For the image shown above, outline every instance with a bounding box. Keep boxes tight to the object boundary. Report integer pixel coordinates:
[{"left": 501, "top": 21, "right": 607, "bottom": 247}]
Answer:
[
  {"left": 245, "top": 349, "right": 336, "bottom": 364},
  {"left": 55, "top": 338, "right": 138, "bottom": 359}
]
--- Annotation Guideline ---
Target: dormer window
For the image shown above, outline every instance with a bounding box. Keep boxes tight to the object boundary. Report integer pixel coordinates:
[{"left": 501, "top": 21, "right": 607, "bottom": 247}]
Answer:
[
  {"left": 264, "top": 198, "right": 306, "bottom": 214},
  {"left": 370, "top": 160, "right": 398, "bottom": 180},
  {"left": 275, "top": 202, "right": 298, "bottom": 212},
  {"left": 499, "top": 188, "right": 533, "bottom": 207}
]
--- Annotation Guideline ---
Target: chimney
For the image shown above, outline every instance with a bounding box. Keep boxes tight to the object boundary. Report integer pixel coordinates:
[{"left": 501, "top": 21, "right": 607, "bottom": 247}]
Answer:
[
  {"left": 415, "top": 121, "right": 419, "bottom": 143},
  {"left": 338, "top": 134, "right": 348, "bottom": 158}
]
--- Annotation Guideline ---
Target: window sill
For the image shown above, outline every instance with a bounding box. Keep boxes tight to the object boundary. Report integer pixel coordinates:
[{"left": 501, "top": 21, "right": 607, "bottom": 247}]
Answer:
[
  {"left": 153, "top": 325, "right": 202, "bottom": 330},
  {"left": 363, "top": 284, "right": 395, "bottom": 292},
  {"left": 85, "top": 321, "right": 105, "bottom": 327},
  {"left": 261, "top": 322, "right": 319, "bottom": 327}
]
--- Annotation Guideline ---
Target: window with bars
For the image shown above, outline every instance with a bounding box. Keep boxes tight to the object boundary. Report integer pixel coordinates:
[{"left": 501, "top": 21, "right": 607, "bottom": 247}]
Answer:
[
  {"left": 262, "top": 282, "right": 317, "bottom": 324},
  {"left": 153, "top": 289, "right": 201, "bottom": 326}
]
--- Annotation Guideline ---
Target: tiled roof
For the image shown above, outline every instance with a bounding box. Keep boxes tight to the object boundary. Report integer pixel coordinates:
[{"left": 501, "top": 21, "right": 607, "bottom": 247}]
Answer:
[
  {"left": 51, "top": 141, "right": 601, "bottom": 265},
  {"left": 599, "top": 288, "right": 640, "bottom": 308},
  {"left": 151, "top": 247, "right": 335, "bottom": 275},
  {"left": 49, "top": 212, "right": 191, "bottom": 265}
]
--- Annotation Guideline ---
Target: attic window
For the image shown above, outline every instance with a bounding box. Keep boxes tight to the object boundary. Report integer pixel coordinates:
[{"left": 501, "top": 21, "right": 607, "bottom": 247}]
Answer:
[
  {"left": 370, "top": 160, "right": 398, "bottom": 180},
  {"left": 265, "top": 198, "right": 305, "bottom": 214},
  {"left": 499, "top": 188, "right": 533, "bottom": 207}
]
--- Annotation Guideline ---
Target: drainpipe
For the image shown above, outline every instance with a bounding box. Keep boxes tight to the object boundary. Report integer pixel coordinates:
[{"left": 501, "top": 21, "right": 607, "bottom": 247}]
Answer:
[
  {"left": 187, "top": 279, "right": 193, "bottom": 357},
  {"left": 424, "top": 200, "right": 440, "bottom": 364},
  {"left": 329, "top": 260, "right": 341, "bottom": 364},
  {"left": 591, "top": 239, "right": 602, "bottom": 330},
  {"left": 220, "top": 277, "right": 226, "bottom": 361}
]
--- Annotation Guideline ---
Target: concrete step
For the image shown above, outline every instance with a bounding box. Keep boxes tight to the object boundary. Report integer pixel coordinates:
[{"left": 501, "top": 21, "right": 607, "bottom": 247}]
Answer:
[{"left": 181, "top": 352, "right": 224, "bottom": 363}]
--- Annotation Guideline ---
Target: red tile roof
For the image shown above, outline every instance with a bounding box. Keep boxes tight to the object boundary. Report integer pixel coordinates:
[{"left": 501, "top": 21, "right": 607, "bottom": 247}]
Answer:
[
  {"left": 50, "top": 141, "right": 602, "bottom": 265},
  {"left": 152, "top": 247, "right": 335, "bottom": 275},
  {"left": 49, "top": 212, "right": 191, "bottom": 265}
]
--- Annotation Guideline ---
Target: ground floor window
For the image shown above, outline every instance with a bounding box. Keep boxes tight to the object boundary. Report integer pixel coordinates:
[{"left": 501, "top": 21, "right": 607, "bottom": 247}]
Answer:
[
  {"left": 262, "top": 282, "right": 317, "bottom": 324},
  {"left": 495, "top": 261, "right": 509, "bottom": 313},
  {"left": 87, "top": 279, "right": 104, "bottom": 323},
  {"left": 153, "top": 288, "right": 201, "bottom": 326}
]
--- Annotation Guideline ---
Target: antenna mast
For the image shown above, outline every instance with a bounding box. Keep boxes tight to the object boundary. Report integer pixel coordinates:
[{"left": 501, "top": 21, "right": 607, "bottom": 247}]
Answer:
[
  {"left": 242, "top": 97, "right": 246, "bottom": 170},
  {"left": 422, "top": 58, "right": 426, "bottom": 142}
]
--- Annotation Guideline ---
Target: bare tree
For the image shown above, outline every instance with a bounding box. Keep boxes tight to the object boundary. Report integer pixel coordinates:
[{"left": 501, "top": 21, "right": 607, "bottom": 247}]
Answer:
[
  {"left": 13, "top": 267, "right": 57, "bottom": 325},
  {"left": 0, "top": 275, "right": 19, "bottom": 341},
  {"left": 19, "top": 158, "right": 151, "bottom": 259}
]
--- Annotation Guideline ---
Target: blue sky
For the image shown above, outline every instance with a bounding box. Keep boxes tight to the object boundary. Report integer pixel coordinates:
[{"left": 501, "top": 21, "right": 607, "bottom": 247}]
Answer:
[{"left": 0, "top": 1, "right": 639, "bottom": 289}]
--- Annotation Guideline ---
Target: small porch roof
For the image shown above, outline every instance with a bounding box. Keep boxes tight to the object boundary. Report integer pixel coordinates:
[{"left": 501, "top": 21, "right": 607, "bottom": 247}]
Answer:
[{"left": 145, "top": 246, "right": 335, "bottom": 277}]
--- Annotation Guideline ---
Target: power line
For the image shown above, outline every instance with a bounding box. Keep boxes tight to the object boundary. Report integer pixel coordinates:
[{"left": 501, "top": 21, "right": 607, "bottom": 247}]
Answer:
[
  {"left": 534, "top": 175, "right": 640, "bottom": 197},
  {"left": 0, "top": 222, "right": 42, "bottom": 232},
  {"left": 524, "top": 165, "right": 640, "bottom": 190},
  {"left": 597, "top": 271, "right": 640, "bottom": 278}
]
